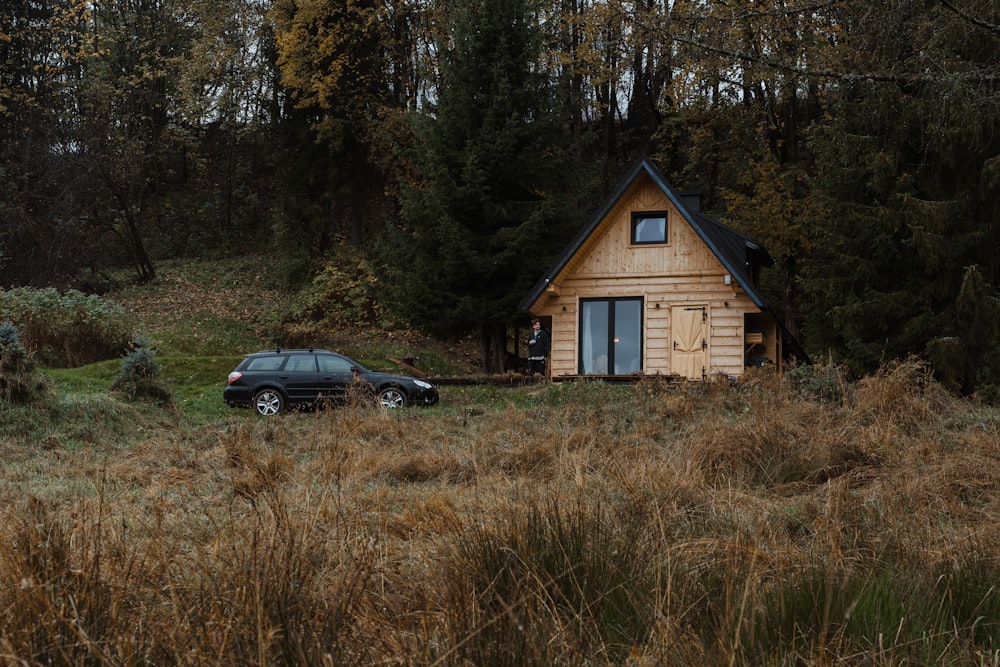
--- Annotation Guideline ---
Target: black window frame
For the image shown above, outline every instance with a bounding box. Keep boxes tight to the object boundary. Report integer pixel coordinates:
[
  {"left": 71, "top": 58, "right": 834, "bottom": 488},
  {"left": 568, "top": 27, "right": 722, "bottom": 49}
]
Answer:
[
  {"left": 630, "top": 211, "right": 668, "bottom": 245},
  {"left": 578, "top": 296, "right": 644, "bottom": 375}
]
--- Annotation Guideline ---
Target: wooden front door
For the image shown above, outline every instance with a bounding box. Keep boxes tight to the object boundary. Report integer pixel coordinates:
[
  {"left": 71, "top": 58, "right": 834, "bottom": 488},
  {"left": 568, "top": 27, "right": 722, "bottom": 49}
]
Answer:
[{"left": 671, "top": 305, "right": 708, "bottom": 380}]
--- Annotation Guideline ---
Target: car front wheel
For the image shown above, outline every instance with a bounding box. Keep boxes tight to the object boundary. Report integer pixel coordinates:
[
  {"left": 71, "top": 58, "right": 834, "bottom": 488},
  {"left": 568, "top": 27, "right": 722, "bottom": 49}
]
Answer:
[
  {"left": 254, "top": 389, "right": 285, "bottom": 416},
  {"left": 378, "top": 386, "right": 407, "bottom": 408}
]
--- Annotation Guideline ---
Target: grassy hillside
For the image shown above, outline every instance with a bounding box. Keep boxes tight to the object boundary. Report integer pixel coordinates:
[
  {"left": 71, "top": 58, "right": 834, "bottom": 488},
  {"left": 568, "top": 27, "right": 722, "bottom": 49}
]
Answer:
[{"left": 2, "top": 259, "right": 999, "bottom": 665}]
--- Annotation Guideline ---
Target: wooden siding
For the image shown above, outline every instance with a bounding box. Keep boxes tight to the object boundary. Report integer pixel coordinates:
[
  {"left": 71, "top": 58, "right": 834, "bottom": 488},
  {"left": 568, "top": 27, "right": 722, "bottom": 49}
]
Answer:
[
  {"left": 562, "top": 180, "right": 723, "bottom": 280},
  {"left": 535, "top": 282, "right": 762, "bottom": 379},
  {"left": 531, "top": 171, "right": 779, "bottom": 380}
]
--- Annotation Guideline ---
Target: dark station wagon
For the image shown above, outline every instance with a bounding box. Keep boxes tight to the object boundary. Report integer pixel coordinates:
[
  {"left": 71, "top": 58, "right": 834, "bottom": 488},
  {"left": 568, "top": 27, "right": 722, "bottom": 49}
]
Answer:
[{"left": 224, "top": 349, "right": 440, "bottom": 415}]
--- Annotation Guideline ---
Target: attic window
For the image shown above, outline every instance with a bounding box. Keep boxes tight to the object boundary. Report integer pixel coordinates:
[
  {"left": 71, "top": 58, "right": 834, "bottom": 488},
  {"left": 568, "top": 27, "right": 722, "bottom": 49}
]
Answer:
[{"left": 631, "top": 212, "right": 668, "bottom": 245}]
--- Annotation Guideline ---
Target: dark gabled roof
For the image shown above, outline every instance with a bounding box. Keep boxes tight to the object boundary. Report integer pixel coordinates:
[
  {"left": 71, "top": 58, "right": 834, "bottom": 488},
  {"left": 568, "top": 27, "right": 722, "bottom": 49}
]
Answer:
[{"left": 518, "top": 157, "right": 774, "bottom": 311}]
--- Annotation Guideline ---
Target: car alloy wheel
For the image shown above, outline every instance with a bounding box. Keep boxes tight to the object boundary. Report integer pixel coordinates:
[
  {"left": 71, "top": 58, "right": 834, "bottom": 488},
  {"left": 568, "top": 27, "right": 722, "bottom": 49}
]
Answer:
[
  {"left": 254, "top": 389, "right": 284, "bottom": 416},
  {"left": 378, "top": 386, "right": 406, "bottom": 408}
]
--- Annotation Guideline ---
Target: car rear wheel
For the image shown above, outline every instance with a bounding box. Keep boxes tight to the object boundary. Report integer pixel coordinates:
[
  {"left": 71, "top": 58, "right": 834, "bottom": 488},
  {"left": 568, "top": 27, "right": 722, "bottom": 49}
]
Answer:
[
  {"left": 378, "top": 386, "right": 407, "bottom": 408},
  {"left": 254, "top": 389, "right": 284, "bottom": 416}
]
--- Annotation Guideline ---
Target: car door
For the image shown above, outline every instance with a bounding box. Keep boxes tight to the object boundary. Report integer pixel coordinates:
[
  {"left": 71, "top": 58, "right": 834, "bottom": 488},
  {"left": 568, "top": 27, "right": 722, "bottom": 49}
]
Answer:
[
  {"left": 316, "top": 353, "right": 356, "bottom": 401},
  {"left": 279, "top": 353, "right": 321, "bottom": 403}
]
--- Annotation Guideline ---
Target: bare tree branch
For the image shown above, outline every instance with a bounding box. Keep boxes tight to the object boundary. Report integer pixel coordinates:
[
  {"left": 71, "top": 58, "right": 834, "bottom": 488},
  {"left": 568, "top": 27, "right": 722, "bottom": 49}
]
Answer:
[{"left": 939, "top": 0, "right": 1000, "bottom": 37}]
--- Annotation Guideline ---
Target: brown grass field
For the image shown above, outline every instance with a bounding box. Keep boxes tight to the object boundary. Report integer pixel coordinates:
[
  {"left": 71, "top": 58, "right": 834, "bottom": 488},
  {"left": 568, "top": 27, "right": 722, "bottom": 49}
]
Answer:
[{"left": 2, "top": 266, "right": 999, "bottom": 665}]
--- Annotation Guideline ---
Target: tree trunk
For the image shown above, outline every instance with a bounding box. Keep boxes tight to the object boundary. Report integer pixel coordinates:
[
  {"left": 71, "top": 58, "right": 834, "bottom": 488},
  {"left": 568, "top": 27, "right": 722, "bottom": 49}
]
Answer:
[
  {"left": 479, "top": 322, "right": 507, "bottom": 374},
  {"left": 782, "top": 255, "right": 799, "bottom": 340}
]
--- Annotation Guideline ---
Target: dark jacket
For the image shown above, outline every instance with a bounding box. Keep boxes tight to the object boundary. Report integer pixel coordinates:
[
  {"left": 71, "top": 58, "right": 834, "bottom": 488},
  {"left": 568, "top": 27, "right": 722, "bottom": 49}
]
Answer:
[{"left": 528, "top": 328, "right": 550, "bottom": 358}]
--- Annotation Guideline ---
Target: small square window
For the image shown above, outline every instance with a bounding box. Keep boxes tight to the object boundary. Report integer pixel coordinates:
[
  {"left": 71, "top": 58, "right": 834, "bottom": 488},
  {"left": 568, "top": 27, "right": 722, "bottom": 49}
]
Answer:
[{"left": 631, "top": 212, "right": 667, "bottom": 245}]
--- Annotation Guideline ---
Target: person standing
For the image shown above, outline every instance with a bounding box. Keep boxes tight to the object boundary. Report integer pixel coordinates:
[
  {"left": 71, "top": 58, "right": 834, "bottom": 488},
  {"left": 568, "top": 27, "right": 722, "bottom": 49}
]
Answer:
[{"left": 527, "top": 319, "right": 550, "bottom": 377}]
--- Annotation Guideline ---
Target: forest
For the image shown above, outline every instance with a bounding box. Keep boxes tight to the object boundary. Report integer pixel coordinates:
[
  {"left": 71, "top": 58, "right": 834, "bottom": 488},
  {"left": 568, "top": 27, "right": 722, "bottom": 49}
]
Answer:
[{"left": 3, "top": 0, "right": 1000, "bottom": 392}]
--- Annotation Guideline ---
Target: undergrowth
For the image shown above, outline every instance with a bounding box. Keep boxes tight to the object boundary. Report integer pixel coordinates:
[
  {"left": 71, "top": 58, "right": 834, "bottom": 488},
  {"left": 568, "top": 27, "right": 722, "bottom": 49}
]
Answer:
[{"left": 2, "top": 359, "right": 999, "bottom": 664}]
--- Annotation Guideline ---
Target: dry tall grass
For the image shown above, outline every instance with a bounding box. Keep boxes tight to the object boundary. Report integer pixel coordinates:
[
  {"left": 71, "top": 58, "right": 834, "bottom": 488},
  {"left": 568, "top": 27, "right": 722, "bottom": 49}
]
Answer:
[{"left": 2, "top": 360, "right": 999, "bottom": 665}]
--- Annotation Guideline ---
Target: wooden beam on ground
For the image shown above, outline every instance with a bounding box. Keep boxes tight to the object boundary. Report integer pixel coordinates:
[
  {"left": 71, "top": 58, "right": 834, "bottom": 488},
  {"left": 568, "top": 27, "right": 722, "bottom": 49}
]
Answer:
[{"left": 388, "top": 357, "right": 428, "bottom": 378}]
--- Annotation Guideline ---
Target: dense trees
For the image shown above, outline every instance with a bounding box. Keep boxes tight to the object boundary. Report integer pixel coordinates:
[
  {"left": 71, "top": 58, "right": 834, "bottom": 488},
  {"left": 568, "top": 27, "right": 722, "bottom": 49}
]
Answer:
[
  {"left": 2, "top": 0, "right": 1000, "bottom": 387},
  {"left": 801, "top": 0, "right": 1000, "bottom": 382},
  {"left": 381, "top": 0, "right": 590, "bottom": 371}
]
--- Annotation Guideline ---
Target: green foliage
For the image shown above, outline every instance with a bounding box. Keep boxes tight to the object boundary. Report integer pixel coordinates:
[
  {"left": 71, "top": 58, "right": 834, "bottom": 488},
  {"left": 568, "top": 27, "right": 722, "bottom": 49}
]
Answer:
[
  {"left": 270, "top": 0, "right": 391, "bottom": 257},
  {"left": 798, "top": 2, "right": 1000, "bottom": 386},
  {"left": 286, "top": 242, "right": 393, "bottom": 329},
  {"left": 154, "top": 355, "right": 242, "bottom": 420},
  {"left": 0, "top": 287, "right": 132, "bottom": 367},
  {"left": 0, "top": 321, "right": 48, "bottom": 404},
  {"left": 926, "top": 266, "right": 1000, "bottom": 395},
  {"left": 381, "top": 0, "right": 590, "bottom": 353},
  {"left": 784, "top": 359, "right": 847, "bottom": 403},
  {"left": 0, "top": 321, "right": 34, "bottom": 372},
  {"left": 746, "top": 562, "right": 1000, "bottom": 663},
  {"left": 43, "top": 355, "right": 240, "bottom": 424},
  {"left": 111, "top": 335, "right": 172, "bottom": 404}
]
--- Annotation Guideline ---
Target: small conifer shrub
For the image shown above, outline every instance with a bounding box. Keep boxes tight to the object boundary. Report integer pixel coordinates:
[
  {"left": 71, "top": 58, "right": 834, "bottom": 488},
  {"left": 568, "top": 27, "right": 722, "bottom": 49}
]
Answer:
[
  {"left": 111, "top": 335, "right": 172, "bottom": 403},
  {"left": 0, "top": 321, "right": 48, "bottom": 403}
]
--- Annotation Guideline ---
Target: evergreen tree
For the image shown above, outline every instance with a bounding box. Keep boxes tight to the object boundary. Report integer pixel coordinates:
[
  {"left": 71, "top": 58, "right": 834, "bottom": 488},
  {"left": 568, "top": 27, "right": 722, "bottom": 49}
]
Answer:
[
  {"left": 383, "top": 0, "right": 589, "bottom": 372},
  {"left": 0, "top": 321, "right": 47, "bottom": 404},
  {"left": 926, "top": 266, "right": 1000, "bottom": 396},
  {"left": 801, "top": 1, "right": 1000, "bottom": 384}
]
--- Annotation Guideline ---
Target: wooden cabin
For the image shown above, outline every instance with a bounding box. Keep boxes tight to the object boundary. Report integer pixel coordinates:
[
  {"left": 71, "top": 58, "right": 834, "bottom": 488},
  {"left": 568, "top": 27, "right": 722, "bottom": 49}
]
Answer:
[{"left": 518, "top": 158, "right": 808, "bottom": 381}]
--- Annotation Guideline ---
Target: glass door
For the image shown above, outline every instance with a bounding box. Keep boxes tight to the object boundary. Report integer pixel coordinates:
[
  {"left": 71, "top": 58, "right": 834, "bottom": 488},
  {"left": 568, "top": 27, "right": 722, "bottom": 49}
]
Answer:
[{"left": 579, "top": 298, "right": 643, "bottom": 375}]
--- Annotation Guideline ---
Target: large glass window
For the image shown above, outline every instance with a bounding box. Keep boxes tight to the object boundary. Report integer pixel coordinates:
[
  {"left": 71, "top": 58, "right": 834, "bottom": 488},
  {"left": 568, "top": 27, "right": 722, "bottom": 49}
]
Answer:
[
  {"left": 631, "top": 212, "right": 667, "bottom": 245},
  {"left": 579, "top": 298, "right": 643, "bottom": 375}
]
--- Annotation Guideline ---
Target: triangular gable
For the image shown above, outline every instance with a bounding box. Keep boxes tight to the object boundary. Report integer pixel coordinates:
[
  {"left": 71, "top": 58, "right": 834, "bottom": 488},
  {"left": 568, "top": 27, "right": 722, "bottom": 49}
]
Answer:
[{"left": 518, "top": 157, "right": 774, "bottom": 311}]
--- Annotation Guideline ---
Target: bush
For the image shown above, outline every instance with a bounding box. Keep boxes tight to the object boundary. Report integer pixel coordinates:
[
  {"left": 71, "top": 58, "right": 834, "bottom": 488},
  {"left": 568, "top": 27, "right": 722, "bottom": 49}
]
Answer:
[
  {"left": 283, "top": 241, "right": 397, "bottom": 332},
  {"left": 0, "top": 321, "right": 48, "bottom": 404},
  {"left": 0, "top": 287, "right": 132, "bottom": 367},
  {"left": 111, "top": 335, "right": 172, "bottom": 403},
  {"left": 784, "top": 358, "right": 847, "bottom": 403}
]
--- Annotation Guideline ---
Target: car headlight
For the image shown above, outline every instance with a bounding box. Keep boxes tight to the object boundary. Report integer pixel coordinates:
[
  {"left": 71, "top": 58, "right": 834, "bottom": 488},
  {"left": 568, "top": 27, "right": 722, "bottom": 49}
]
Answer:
[{"left": 413, "top": 380, "right": 433, "bottom": 389}]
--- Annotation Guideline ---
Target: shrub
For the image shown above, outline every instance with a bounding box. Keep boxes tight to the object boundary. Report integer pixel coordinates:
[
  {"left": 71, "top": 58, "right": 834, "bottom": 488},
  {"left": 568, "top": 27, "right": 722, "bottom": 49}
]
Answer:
[
  {"left": 0, "top": 321, "right": 48, "bottom": 404},
  {"left": 0, "top": 287, "right": 132, "bottom": 367},
  {"left": 784, "top": 358, "right": 847, "bottom": 403},
  {"left": 283, "top": 241, "right": 398, "bottom": 332},
  {"left": 111, "top": 335, "right": 172, "bottom": 403}
]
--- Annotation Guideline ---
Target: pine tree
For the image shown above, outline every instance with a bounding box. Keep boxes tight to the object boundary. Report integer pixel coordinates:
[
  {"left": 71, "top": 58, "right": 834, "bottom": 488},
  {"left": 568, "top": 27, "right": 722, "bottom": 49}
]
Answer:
[
  {"left": 0, "top": 321, "right": 47, "bottom": 404},
  {"left": 383, "top": 0, "right": 589, "bottom": 372},
  {"left": 799, "top": 0, "right": 1000, "bottom": 384}
]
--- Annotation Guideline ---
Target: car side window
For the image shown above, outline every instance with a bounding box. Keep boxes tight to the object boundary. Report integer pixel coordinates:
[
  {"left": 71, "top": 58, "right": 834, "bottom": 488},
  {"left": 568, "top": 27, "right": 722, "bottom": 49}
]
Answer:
[
  {"left": 246, "top": 356, "right": 285, "bottom": 371},
  {"left": 318, "top": 355, "right": 354, "bottom": 373},
  {"left": 284, "top": 355, "right": 318, "bottom": 372}
]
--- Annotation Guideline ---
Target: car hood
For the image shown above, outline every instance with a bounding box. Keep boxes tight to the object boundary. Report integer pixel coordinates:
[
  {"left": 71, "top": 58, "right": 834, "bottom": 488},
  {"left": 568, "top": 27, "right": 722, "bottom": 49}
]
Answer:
[{"left": 360, "top": 371, "right": 429, "bottom": 386}]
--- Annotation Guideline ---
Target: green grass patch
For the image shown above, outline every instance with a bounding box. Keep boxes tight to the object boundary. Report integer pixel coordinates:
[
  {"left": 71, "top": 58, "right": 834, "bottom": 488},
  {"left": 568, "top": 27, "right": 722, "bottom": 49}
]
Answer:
[
  {"left": 151, "top": 315, "right": 274, "bottom": 357},
  {"left": 160, "top": 355, "right": 242, "bottom": 421},
  {"left": 0, "top": 391, "right": 149, "bottom": 450},
  {"left": 42, "top": 355, "right": 242, "bottom": 426}
]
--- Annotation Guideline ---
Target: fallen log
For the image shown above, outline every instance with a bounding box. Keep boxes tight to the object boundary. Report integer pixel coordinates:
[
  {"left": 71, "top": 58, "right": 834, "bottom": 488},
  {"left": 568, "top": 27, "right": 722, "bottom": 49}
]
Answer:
[{"left": 388, "top": 356, "right": 429, "bottom": 378}]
